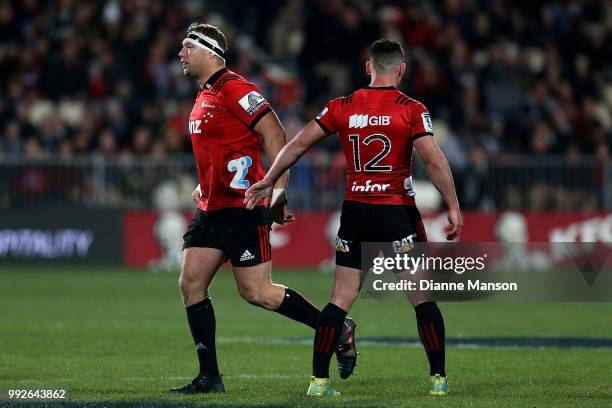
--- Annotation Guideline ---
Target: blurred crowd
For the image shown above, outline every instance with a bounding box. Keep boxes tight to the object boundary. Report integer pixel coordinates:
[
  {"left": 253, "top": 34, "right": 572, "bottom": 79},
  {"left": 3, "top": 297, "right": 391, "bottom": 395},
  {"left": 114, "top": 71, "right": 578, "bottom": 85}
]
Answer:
[{"left": 0, "top": 0, "right": 610, "bottom": 210}]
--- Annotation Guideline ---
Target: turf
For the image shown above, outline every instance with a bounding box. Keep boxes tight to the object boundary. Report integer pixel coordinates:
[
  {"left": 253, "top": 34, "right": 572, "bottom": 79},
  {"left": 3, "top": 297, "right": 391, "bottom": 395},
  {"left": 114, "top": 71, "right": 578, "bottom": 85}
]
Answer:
[{"left": 0, "top": 266, "right": 611, "bottom": 407}]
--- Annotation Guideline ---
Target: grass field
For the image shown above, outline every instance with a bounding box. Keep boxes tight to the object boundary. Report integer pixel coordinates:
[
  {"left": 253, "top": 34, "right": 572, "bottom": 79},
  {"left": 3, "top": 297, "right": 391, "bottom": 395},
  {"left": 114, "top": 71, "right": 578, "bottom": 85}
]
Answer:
[{"left": 1, "top": 266, "right": 611, "bottom": 408}]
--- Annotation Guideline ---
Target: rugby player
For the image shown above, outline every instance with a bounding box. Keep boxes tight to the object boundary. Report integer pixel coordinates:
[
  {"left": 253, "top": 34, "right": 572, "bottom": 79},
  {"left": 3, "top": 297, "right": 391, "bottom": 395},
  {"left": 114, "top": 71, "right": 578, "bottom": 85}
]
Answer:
[
  {"left": 172, "top": 23, "right": 356, "bottom": 394},
  {"left": 245, "top": 39, "right": 462, "bottom": 397}
]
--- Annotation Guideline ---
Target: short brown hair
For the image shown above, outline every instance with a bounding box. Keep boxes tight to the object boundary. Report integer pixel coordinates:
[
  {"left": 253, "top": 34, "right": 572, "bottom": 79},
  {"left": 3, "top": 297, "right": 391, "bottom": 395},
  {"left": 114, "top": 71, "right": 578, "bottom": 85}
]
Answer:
[
  {"left": 187, "top": 23, "right": 228, "bottom": 52},
  {"left": 370, "top": 39, "right": 404, "bottom": 72}
]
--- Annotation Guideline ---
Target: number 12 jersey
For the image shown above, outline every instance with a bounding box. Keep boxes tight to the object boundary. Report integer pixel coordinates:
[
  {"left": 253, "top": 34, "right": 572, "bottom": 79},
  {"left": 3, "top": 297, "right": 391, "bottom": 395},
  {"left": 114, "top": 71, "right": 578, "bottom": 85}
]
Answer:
[{"left": 314, "top": 86, "right": 434, "bottom": 206}]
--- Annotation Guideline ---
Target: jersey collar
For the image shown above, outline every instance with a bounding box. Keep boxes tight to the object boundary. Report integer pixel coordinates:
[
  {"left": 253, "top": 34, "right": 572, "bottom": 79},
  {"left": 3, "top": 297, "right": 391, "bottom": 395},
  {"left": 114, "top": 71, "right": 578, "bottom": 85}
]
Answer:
[
  {"left": 364, "top": 85, "right": 397, "bottom": 90},
  {"left": 203, "top": 67, "right": 228, "bottom": 90}
]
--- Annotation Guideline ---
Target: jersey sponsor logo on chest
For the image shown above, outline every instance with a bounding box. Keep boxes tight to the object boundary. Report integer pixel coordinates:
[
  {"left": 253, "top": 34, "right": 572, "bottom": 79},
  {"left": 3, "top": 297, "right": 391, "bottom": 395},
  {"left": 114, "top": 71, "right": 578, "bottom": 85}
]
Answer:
[
  {"left": 189, "top": 120, "right": 202, "bottom": 134},
  {"left": 189, "top": 113, "right": 214, "bottom": 134},
  {"left": 349, "top": 114, "right": 391, "bottom": 128}
]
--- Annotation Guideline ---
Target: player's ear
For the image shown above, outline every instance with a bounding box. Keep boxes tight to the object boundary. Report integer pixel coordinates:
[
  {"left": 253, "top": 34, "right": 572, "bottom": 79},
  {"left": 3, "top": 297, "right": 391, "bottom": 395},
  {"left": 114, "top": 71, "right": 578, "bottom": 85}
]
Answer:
[
  {"left": 398, "top": 62, "right": 406, "bottom": 78},
  {"left": 365, "top": 60, "right": 372, "bottom": 76}
]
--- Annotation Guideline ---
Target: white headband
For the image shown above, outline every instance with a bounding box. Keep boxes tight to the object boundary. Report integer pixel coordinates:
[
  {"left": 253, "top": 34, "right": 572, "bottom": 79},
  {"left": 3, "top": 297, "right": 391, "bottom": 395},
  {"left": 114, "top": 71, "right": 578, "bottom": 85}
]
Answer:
[{"left": 185, "top": 32, "right": 225, "bottom": 61}]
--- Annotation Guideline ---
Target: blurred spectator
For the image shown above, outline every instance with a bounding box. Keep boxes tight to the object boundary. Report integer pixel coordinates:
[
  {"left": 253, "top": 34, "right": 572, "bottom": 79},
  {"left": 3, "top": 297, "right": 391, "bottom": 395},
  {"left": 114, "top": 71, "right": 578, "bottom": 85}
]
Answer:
[{"left": 0, "top": 0, "right": 609, "bottom": 210}]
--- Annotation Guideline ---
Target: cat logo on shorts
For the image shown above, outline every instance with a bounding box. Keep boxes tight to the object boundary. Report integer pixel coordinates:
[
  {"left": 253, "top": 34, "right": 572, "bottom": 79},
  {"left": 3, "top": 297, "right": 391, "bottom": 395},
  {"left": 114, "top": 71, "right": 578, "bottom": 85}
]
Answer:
[
  {"left": 392, "top": 233, "right": 417, "bottom": 254},
  {"left": 336, "top": 237, "right": 350, "bottom": 253}
]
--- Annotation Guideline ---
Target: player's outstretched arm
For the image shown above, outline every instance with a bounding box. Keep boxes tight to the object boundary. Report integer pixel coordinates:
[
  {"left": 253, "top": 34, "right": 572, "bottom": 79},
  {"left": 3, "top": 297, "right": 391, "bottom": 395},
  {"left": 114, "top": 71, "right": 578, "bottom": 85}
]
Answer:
[
  {"left": 255, "top": 111, "right": 290, "bottom": 190},
  {"left": 253, "top": 111, "right": 294, "bottom": 223},
  {"left": 413, "top": 136, "right": 463, "bottom": 240},
  {"left": 245, "top": 120, "right": 327, "bottom": 210}
]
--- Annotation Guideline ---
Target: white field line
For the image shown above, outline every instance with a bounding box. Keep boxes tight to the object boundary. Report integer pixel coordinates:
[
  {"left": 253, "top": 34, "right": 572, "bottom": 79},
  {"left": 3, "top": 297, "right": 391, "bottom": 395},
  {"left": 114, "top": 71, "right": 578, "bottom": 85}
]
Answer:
[
  {"left": 217, "top": 336, "right": 612, "bottom": 349},
  {"left": 14, "top": 374, "right": 304, "bottom": 384},
  {"left": 123, "top": 374, "right": 303, "bottom": 382},
  {"left": 218, "top": 336, "right": 422, "bottom": 347}
]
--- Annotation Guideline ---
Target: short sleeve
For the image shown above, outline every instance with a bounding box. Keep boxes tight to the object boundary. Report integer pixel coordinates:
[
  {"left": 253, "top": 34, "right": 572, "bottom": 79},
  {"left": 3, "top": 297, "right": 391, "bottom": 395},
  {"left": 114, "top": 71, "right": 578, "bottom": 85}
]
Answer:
[
  {"left": 313, "top": 100, "right": 337, "bottom": 135},
  {"left": 410, "top": 102, "right": 434, "bottom": 140},
  {"left": 223, "top": 81, "right": 272, "bottom": 129}
]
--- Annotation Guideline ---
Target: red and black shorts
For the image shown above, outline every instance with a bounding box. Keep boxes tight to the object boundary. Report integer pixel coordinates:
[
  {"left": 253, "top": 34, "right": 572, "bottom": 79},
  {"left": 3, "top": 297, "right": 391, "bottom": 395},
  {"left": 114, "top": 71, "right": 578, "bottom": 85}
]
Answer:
[
  {"left": 183, "top": 207, "right": 272, "bottom": 267},
  {"left": 335, "top": 200, "right": 428, "bottom": 270}
]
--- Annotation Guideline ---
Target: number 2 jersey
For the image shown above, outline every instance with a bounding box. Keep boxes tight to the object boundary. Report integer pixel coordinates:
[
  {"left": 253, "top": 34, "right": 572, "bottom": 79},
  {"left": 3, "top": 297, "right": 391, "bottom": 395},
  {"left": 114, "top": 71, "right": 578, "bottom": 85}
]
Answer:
[
  {"left": 188, "top": 68, "right": 271, "bottom": 211},
  {"left": 314, "top": 86, "right": 434, "bottom": 206}
]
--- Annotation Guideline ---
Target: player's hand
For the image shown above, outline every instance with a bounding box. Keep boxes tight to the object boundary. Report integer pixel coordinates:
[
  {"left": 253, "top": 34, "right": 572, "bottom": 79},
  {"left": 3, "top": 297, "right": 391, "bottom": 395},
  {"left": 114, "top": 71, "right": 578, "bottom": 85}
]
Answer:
[
  {"left": 446, "top": 207, "right": 463, "bottom": 241},
  {"left": 192, "top": 184, "right": 202, "bottom": 204},
  {"left": 244, "top": 179, "right": 273, "bottom": 210},
  {"left": 270, "top": 202, "right": 296, "bottom": 225}
]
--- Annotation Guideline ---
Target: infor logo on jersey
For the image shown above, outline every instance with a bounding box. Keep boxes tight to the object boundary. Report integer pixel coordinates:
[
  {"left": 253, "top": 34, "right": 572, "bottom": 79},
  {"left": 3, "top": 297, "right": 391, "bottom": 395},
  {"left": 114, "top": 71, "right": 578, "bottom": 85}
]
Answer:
[
  {"left": 421, "top": 112, "right": 433, "bottom": 132},
  {"left": 349, "top": 114, "right": 391, "bottom": 128},
  {"left": 238, "top": 91, "right": 267, "bottom": 115}
]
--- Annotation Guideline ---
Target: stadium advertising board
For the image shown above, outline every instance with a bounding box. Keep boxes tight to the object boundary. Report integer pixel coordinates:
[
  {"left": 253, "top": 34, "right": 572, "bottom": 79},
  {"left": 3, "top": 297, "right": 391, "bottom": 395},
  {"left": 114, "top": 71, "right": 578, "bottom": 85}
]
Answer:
[
  {"left": 123, "top": 211, "right": 612, "bottom": 268},
  {"left": 0, "top": 208, "right": 123, "bottom": 264}
]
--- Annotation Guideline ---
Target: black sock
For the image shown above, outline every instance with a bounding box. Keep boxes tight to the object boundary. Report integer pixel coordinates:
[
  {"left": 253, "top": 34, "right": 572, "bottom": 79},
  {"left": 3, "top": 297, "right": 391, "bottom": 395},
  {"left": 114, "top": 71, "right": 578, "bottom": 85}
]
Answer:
[
  {"left": 186, "top": 299, "right": 219, "bottom": 377},
  {"left": 276, "top": 288, "right": 320, "bottom": 328},
  {"left": 415, "top": 302, "right": 446, "bottom": 376},
  {"left": 312, "top": 303, "right": 347, "bottom": 378}
]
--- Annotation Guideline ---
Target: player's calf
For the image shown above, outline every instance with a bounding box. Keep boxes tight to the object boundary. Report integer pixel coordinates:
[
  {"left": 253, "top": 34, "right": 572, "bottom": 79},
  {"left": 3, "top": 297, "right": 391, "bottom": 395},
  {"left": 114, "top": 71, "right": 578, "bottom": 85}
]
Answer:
[
  {"left": 235, "top": 263, "right": 322, "bottom": 328},
  {"left": 313, "top": 303, "right": 347, "bottom": 378},
  {"left": 414, "top": 302, "right": 446, "bottom": 377}
]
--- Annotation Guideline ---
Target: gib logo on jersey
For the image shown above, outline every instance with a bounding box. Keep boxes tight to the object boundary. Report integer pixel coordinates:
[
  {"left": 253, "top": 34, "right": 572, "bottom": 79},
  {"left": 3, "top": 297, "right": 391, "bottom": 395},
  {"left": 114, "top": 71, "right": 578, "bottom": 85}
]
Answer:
[
  {"left": 351, "top": 180, "right": 390, "bottom": 192},
  {"left": 239, "top": 91, "right": 267, "bottom": 116},
  {"left": 392, "top": 233, "right": 418, "bottom": 254},
  {"left": 348, "top": 114, "right": 391, "bottom": 128}
]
